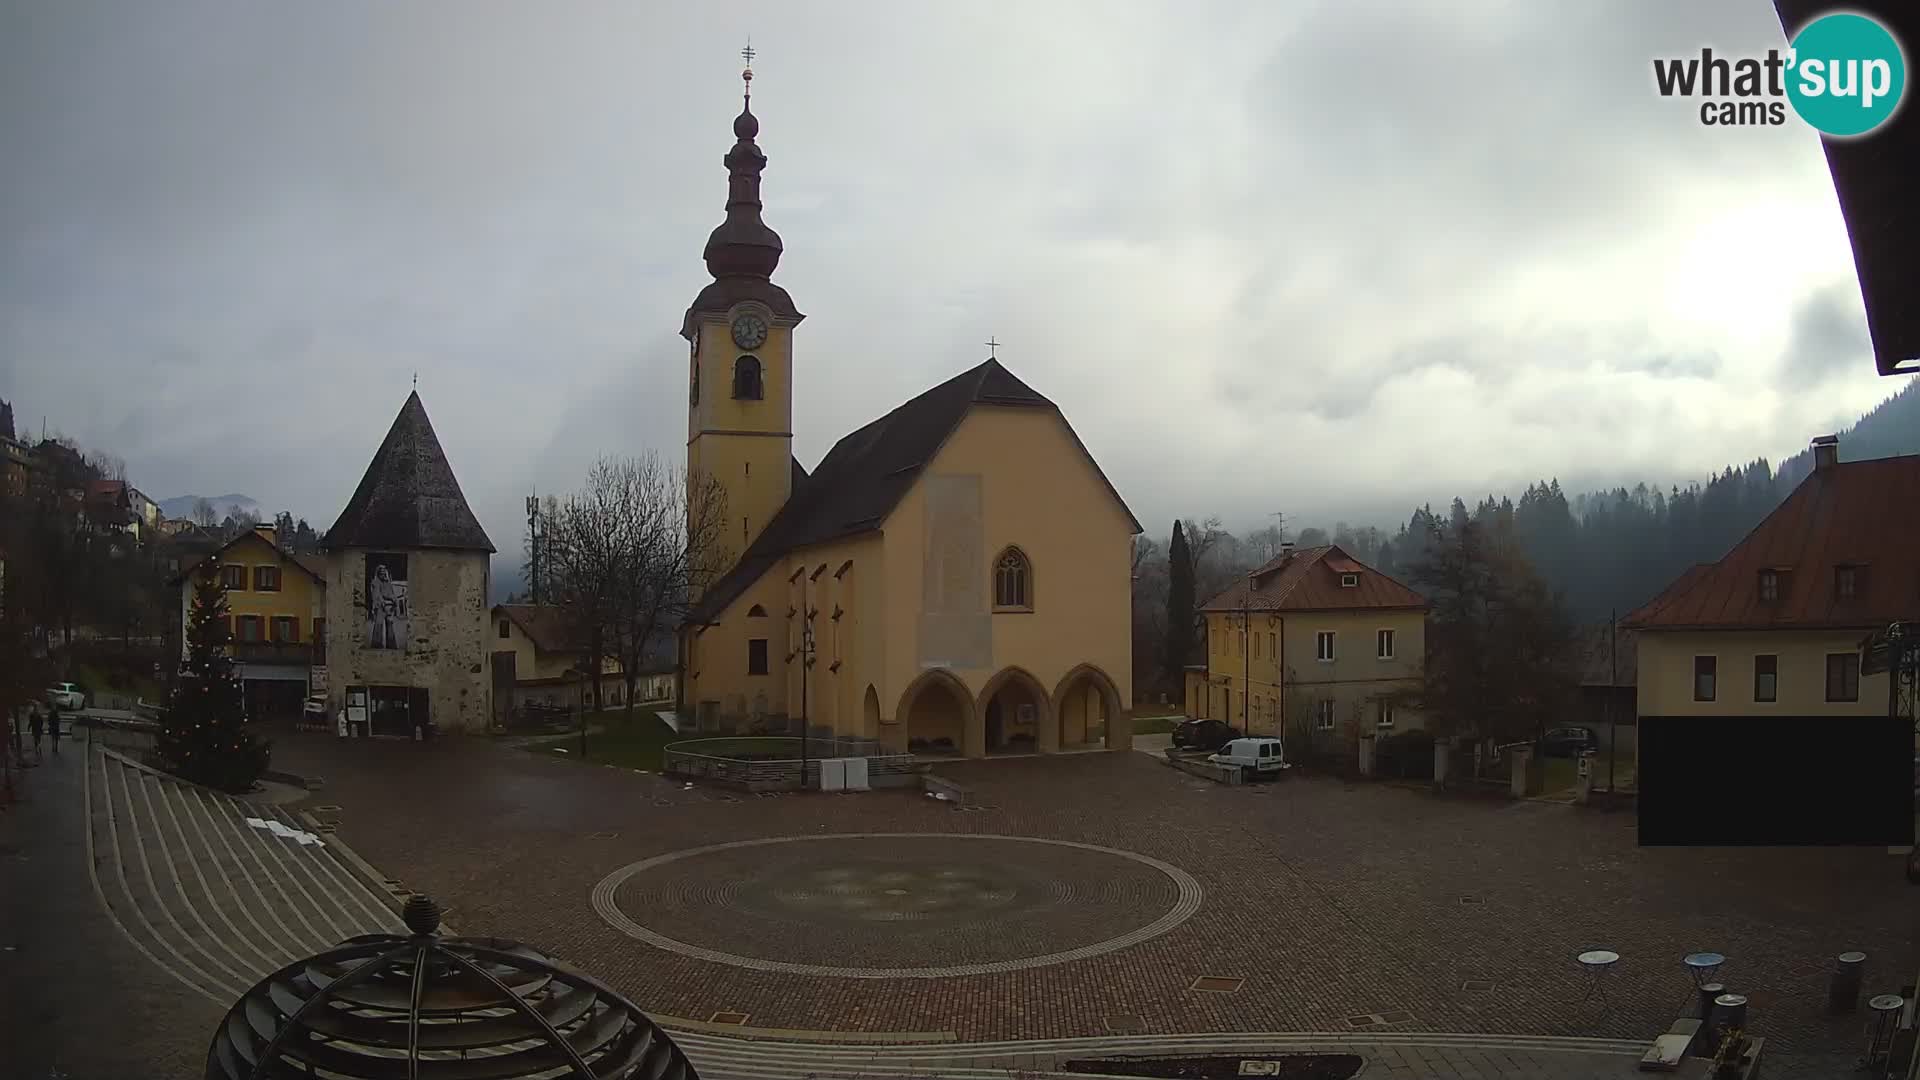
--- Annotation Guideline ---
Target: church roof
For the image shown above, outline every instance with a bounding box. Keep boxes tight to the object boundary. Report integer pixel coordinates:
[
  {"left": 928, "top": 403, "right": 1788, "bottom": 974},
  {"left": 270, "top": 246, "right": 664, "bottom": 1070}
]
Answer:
[
  {"left": 325, "top": 391, "right": 495, "bottom": 553},
  {"left": 688, "top": 357, "right": 1140, "bottom": 623}
]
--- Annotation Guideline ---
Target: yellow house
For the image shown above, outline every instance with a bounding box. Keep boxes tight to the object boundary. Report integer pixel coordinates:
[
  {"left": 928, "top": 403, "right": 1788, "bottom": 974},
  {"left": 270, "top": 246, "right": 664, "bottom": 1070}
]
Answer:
[
  {"left": 678, "top": 76, "right": 1140, "bottom": 758},
  {"left": 1189, "top": 544, "right": 1429, "bottom": 742},
  {"left": 1624, "top": 438, "right": 1918, "bottom": 722},
  {"left": 489, "top": 603, "right": 671, "bottom": 723},
  {"left": 175, "top": 524, "right": 328, "bottom": 719}
]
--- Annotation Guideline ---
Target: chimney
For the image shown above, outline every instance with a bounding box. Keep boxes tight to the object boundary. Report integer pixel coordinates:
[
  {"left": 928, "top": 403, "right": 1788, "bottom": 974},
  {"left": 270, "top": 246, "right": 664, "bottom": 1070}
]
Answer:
[
  {"left": 1811, "top": 434, "right": 1839, "bottom": 471},
  {"left": 1280, "top": 541, "right": 1295, "bottom": 557},
  {"left": 253, "top": 523, "right": 277, "bottom": 547}
]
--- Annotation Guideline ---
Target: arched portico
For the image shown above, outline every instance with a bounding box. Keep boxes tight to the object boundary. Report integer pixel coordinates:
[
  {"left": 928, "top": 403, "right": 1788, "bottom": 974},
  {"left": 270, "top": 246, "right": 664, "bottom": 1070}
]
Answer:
[
  {"left": 977, "top": 666, "right": 1053, "bottom": 755},
  {"left": 1053, "top": 663, "right": 1126, "bottom": 750},
  {"left": 896, "top": 668, "right": 975, "bottom": 757}
]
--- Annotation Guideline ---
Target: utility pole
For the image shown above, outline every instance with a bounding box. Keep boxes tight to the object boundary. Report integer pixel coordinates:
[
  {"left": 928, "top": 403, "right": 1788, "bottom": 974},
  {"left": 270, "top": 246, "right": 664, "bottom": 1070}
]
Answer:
[
  {"left": 525, "top": 494, "right": 543, "bottom": 604},
  {"left": 798, "top": 573, "right": 816, "bottom": 786}
]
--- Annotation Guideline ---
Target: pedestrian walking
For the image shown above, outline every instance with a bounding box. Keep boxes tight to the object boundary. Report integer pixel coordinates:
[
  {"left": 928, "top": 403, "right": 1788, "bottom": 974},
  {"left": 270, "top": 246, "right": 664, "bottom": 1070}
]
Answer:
[
  {"left": 28, "top": 704, "right": 46, "bottom": 754},
  {"left": 48, "top": 707, "right": 62, "bottom": 754}
]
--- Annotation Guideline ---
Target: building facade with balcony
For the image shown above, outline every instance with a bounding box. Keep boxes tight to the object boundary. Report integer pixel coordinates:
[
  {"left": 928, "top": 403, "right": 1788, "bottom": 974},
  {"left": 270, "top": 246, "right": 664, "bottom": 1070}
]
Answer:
[{"left": 174, "top": 523, "right": 329, "bottom": 720}]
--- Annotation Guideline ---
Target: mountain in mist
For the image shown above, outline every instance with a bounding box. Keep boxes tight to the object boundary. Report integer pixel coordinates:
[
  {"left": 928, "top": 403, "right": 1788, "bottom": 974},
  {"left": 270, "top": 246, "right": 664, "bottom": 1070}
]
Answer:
[{"left": 157, "top": 493, "right": 262, "bottom": 521}]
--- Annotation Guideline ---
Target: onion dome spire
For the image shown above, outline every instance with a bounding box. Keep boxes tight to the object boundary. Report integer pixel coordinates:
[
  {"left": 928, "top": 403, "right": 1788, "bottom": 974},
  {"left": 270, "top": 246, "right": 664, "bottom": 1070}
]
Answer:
[{"left": 703, "top": 42, "right": 783, "bottom": 280}]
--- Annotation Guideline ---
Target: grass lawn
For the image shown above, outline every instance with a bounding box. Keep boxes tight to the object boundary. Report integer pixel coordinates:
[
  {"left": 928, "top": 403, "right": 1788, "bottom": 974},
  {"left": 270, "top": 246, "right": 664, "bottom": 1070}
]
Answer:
[
  {"left": 1538, "top": 754, "right": 1638, "bottom": 794},
  {"left": 1131, "top": 714, "right": 1186, "bottom": 735},
  {"left": 74, "top": 662, "right": 166, "bottom": 704},
  {"left": 522, "top": 711, "right": 683, "bottom": 772}
]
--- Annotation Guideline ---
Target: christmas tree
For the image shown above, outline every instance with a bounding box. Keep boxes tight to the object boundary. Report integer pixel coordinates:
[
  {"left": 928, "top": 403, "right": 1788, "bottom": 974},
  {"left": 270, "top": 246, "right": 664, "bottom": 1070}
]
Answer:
[{"left": 158, "top": 570, "right": 269, "bottom": 792}]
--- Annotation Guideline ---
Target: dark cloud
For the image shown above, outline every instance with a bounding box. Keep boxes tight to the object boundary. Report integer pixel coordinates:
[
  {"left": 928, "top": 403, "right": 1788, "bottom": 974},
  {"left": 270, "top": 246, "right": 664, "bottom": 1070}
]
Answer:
[
  {"left": 0, "top": 1, "right": 1897, "bottom": 546},
  {"left": 1779, "top": 283, "right": 1871, "bottom": 386}
]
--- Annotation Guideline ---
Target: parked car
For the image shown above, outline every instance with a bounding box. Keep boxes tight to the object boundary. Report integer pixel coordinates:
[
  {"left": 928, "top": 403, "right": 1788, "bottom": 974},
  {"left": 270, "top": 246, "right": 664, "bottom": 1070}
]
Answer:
[
  {"left": 1537, "top": 725, "right": 1599, "bottom": 759},
  {"left": 1209, "top": 736, "right": 1290, "bottom": 780},
  {"left": 45, "top": 682, "right": 86, "bottom": 712},
  {"left": 1172, "top": 718, "right": 1240, "bottom": 752}
]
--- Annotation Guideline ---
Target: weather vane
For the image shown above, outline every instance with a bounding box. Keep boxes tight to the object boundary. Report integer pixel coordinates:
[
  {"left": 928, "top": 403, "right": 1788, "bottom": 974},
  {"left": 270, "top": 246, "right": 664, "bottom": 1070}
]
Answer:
[{"left": 985, "top": 336, "right": 1002, "bottom": 359}]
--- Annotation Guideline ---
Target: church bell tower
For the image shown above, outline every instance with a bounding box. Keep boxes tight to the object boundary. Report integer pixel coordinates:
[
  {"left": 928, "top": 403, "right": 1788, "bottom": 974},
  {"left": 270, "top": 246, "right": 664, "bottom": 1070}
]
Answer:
[{"left": 683, "top": 47, "right": 804, "bottom": 559}]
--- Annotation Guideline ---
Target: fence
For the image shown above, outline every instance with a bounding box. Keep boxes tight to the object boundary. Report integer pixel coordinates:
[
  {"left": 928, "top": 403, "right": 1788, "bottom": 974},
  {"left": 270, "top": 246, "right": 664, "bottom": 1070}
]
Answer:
[{"left": 662, "top": 737, "right": 919, "bottom": 792}]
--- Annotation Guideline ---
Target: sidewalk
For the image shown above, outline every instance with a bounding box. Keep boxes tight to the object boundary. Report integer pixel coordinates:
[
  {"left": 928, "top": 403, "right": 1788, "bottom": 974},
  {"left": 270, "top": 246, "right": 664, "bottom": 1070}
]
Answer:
[{"left": 0, "top": 737, "right": 221, "bottom": 1079}]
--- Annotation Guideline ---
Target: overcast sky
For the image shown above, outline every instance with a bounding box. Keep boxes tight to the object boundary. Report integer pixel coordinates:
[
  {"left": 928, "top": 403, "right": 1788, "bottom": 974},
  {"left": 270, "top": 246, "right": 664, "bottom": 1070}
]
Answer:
[{"left": 1, "top": 1, "right": 1909, "bottom": 560}]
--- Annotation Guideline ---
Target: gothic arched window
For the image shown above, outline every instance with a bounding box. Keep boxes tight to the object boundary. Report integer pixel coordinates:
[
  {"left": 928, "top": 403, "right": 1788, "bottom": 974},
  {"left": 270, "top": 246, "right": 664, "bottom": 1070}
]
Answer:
[
  {"left": 733, "top": 355, "right": 763, "bottom": 400},
  {"left": 993, "top": 547, "right": 1032, "bottom": 611}
]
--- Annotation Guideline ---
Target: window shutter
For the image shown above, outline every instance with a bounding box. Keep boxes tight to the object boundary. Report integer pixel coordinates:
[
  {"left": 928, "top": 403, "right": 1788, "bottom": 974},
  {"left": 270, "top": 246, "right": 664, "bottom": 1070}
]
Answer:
[{"left": 286, "top": 617, "right": 299, "bottom": 643}]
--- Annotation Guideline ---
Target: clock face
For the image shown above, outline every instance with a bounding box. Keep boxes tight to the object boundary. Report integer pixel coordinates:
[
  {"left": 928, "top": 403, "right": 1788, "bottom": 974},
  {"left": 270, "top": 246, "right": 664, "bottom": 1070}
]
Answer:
[{"left": 731, "top": 313, "right": 769, "bottom": 350}]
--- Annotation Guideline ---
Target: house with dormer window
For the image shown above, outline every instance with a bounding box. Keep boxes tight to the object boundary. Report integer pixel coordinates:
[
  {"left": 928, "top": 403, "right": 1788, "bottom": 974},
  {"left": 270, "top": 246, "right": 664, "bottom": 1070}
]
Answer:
[
  {"left": 1624, "top": 435, "right": 1919, "bottom": 720},
  {"left": 1188, "top": 544, "right": 1428, "bottom": 740}
]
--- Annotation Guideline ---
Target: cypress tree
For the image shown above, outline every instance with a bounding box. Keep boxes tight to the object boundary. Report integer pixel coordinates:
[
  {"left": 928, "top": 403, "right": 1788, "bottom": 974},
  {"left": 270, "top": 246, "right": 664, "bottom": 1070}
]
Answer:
[{"left": 1164, "top": 521, "right": 1195, "bottom": 687}]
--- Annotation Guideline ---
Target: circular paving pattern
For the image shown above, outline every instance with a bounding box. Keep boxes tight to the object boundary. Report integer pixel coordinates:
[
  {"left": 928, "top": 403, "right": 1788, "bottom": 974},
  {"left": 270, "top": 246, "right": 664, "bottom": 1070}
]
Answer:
[{"left": 590, "top": 833, "right": 1204, "bottom": 979}]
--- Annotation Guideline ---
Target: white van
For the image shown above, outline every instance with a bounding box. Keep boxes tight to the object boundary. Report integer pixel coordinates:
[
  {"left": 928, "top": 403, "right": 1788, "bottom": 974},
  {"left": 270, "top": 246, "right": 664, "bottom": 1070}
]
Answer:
[{"left": 1209, "top": 737, "right": 1289, "bottom": 779}]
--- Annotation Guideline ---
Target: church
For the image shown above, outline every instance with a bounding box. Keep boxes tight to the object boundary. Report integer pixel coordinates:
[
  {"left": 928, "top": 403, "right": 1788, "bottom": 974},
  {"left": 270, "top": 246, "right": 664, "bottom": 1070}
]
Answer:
[{"left": 678, "top": 65, "right": 1140, "bottom": 758}]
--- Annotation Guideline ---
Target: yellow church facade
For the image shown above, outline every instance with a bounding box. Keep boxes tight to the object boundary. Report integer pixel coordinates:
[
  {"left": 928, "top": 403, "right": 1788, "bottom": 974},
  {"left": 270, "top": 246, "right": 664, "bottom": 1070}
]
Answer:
[{"left": 677, "top": 70, "right": 1138, "bottom": 758}]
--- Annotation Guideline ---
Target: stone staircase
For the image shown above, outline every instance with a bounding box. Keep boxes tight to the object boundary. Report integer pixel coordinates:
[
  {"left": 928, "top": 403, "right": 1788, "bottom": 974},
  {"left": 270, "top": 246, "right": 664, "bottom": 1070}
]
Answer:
[{"left": 83, "top": 746, "right": 406, "bottom": 1004}]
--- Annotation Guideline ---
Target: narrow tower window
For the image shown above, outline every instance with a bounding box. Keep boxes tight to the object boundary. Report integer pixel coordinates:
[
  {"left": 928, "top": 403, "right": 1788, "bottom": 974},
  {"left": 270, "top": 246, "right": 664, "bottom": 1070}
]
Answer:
[{"left": 733, "top": 355, "right": 764, "bottom": 400}]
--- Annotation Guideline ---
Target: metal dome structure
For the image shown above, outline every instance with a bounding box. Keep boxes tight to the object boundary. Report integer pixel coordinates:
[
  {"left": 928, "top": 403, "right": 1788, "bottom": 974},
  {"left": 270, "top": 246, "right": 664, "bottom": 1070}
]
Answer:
[{"left": 206, "top": 895, "right": 698, "bottom": 1080}]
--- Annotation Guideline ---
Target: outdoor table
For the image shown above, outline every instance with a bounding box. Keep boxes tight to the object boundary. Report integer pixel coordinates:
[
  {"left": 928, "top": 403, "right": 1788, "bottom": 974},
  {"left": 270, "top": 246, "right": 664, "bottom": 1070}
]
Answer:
[
  {"left": 1683, "top": 951, "right": 1725, "bottom": 1010},
  {"left": 1577, "top": 949, "right": 1620, "bottom": 1003}
]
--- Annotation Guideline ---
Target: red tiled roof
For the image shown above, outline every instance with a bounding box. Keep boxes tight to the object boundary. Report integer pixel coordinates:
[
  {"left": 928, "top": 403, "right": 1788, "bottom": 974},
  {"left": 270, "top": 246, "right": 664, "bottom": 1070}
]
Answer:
[
  {"left": 1623, "top": 454, "right": 1920, "bottom": 630},
  {"left": 1199, "top": 545, "right": 1427, "bottom": 614}
]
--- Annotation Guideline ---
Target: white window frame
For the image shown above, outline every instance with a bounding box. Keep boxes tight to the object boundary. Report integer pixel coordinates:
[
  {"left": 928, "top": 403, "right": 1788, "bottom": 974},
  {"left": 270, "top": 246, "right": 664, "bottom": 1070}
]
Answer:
[
  {"left": 1340, "top": 573, "right": 1359, "bottom": 588},
  {"left": 1315, "top": 630, "right": 1336, "bottom": 662},
  {"left": 1376, "top": 628, "right": 1395, "bottom": 660},
  {"left": 1315, "top": 699, "right": 1336, "bottom": 730},
  {"left": 1376, "top": 702, "right": 1395, "bottom": 730}
]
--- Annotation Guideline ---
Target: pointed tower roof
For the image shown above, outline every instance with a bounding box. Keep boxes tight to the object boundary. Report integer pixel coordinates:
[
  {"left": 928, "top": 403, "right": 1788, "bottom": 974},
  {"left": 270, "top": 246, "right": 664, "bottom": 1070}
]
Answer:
[
  {"left": 325, "top": 391, "right": 495, "bottom": 553},
  {"left": 682, "top": 53, "right": 803, "bottom": 338}
]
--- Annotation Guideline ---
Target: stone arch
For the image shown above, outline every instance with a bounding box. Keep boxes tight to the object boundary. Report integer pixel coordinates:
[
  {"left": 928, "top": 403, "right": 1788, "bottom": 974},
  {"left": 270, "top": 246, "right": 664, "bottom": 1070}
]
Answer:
[
  {"left": 895, "top": 667, "right": 975, "bottom": 757},
  {"left": 977, "top": 666, "right": 1053, "bottom": 755},
  {"left": 1052, "top": 663, "right": 1125, "bottom": 750}
]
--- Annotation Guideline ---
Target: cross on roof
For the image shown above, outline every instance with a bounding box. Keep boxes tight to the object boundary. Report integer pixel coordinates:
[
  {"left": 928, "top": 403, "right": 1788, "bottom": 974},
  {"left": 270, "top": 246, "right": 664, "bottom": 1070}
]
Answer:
[
  {"left": 741, "top": 41, "right": 755, "bottom": 67},
  {"left": 985, "top": 336, "right": 1002, "bottom": 359}
]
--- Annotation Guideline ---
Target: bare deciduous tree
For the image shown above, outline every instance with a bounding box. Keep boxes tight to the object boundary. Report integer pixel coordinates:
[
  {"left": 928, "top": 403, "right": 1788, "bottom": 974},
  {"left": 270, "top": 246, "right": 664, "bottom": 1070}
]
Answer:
[
  {"left": 191, "top": 498, "right": 217, "bottom": 528},
  {"left": 544, "top": 455, "right": 732, "bottom": 721}
]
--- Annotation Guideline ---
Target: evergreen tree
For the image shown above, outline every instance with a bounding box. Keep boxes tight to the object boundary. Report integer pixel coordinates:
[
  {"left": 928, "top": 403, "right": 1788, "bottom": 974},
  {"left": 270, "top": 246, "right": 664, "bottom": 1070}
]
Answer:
[
  {"left": 1163, "top": 521, "right": 1195, "bottom": 685},
  {"left": 158, "top": 571, "right": 269, "bottom": 793}
]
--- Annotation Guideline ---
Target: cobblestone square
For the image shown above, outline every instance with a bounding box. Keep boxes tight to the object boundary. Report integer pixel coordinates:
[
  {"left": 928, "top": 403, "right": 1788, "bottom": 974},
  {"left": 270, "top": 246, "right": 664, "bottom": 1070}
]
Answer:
[{"left": 267, "top": 731, "right": 1917, "bottom": 1064}]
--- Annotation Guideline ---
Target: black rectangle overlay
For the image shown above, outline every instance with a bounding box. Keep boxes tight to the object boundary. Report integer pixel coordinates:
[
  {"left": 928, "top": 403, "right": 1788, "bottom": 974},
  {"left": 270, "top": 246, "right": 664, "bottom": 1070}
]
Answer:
[{"left": 1638, "top": 716, "right": 1914, "bottom": 846}]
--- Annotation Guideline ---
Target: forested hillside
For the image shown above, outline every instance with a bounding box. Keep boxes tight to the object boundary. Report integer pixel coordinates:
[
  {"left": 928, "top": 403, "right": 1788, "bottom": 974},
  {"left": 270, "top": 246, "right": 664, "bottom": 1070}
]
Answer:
[{"left": 1132, "top": 378, "right": 1919, "bottom": 695}]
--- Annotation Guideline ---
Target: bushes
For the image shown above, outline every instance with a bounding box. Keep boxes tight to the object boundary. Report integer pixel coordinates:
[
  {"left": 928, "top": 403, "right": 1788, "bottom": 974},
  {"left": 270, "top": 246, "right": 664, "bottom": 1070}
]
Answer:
[{"left": 1374, "top": 729, "right": 1436, "bottom": 780}]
